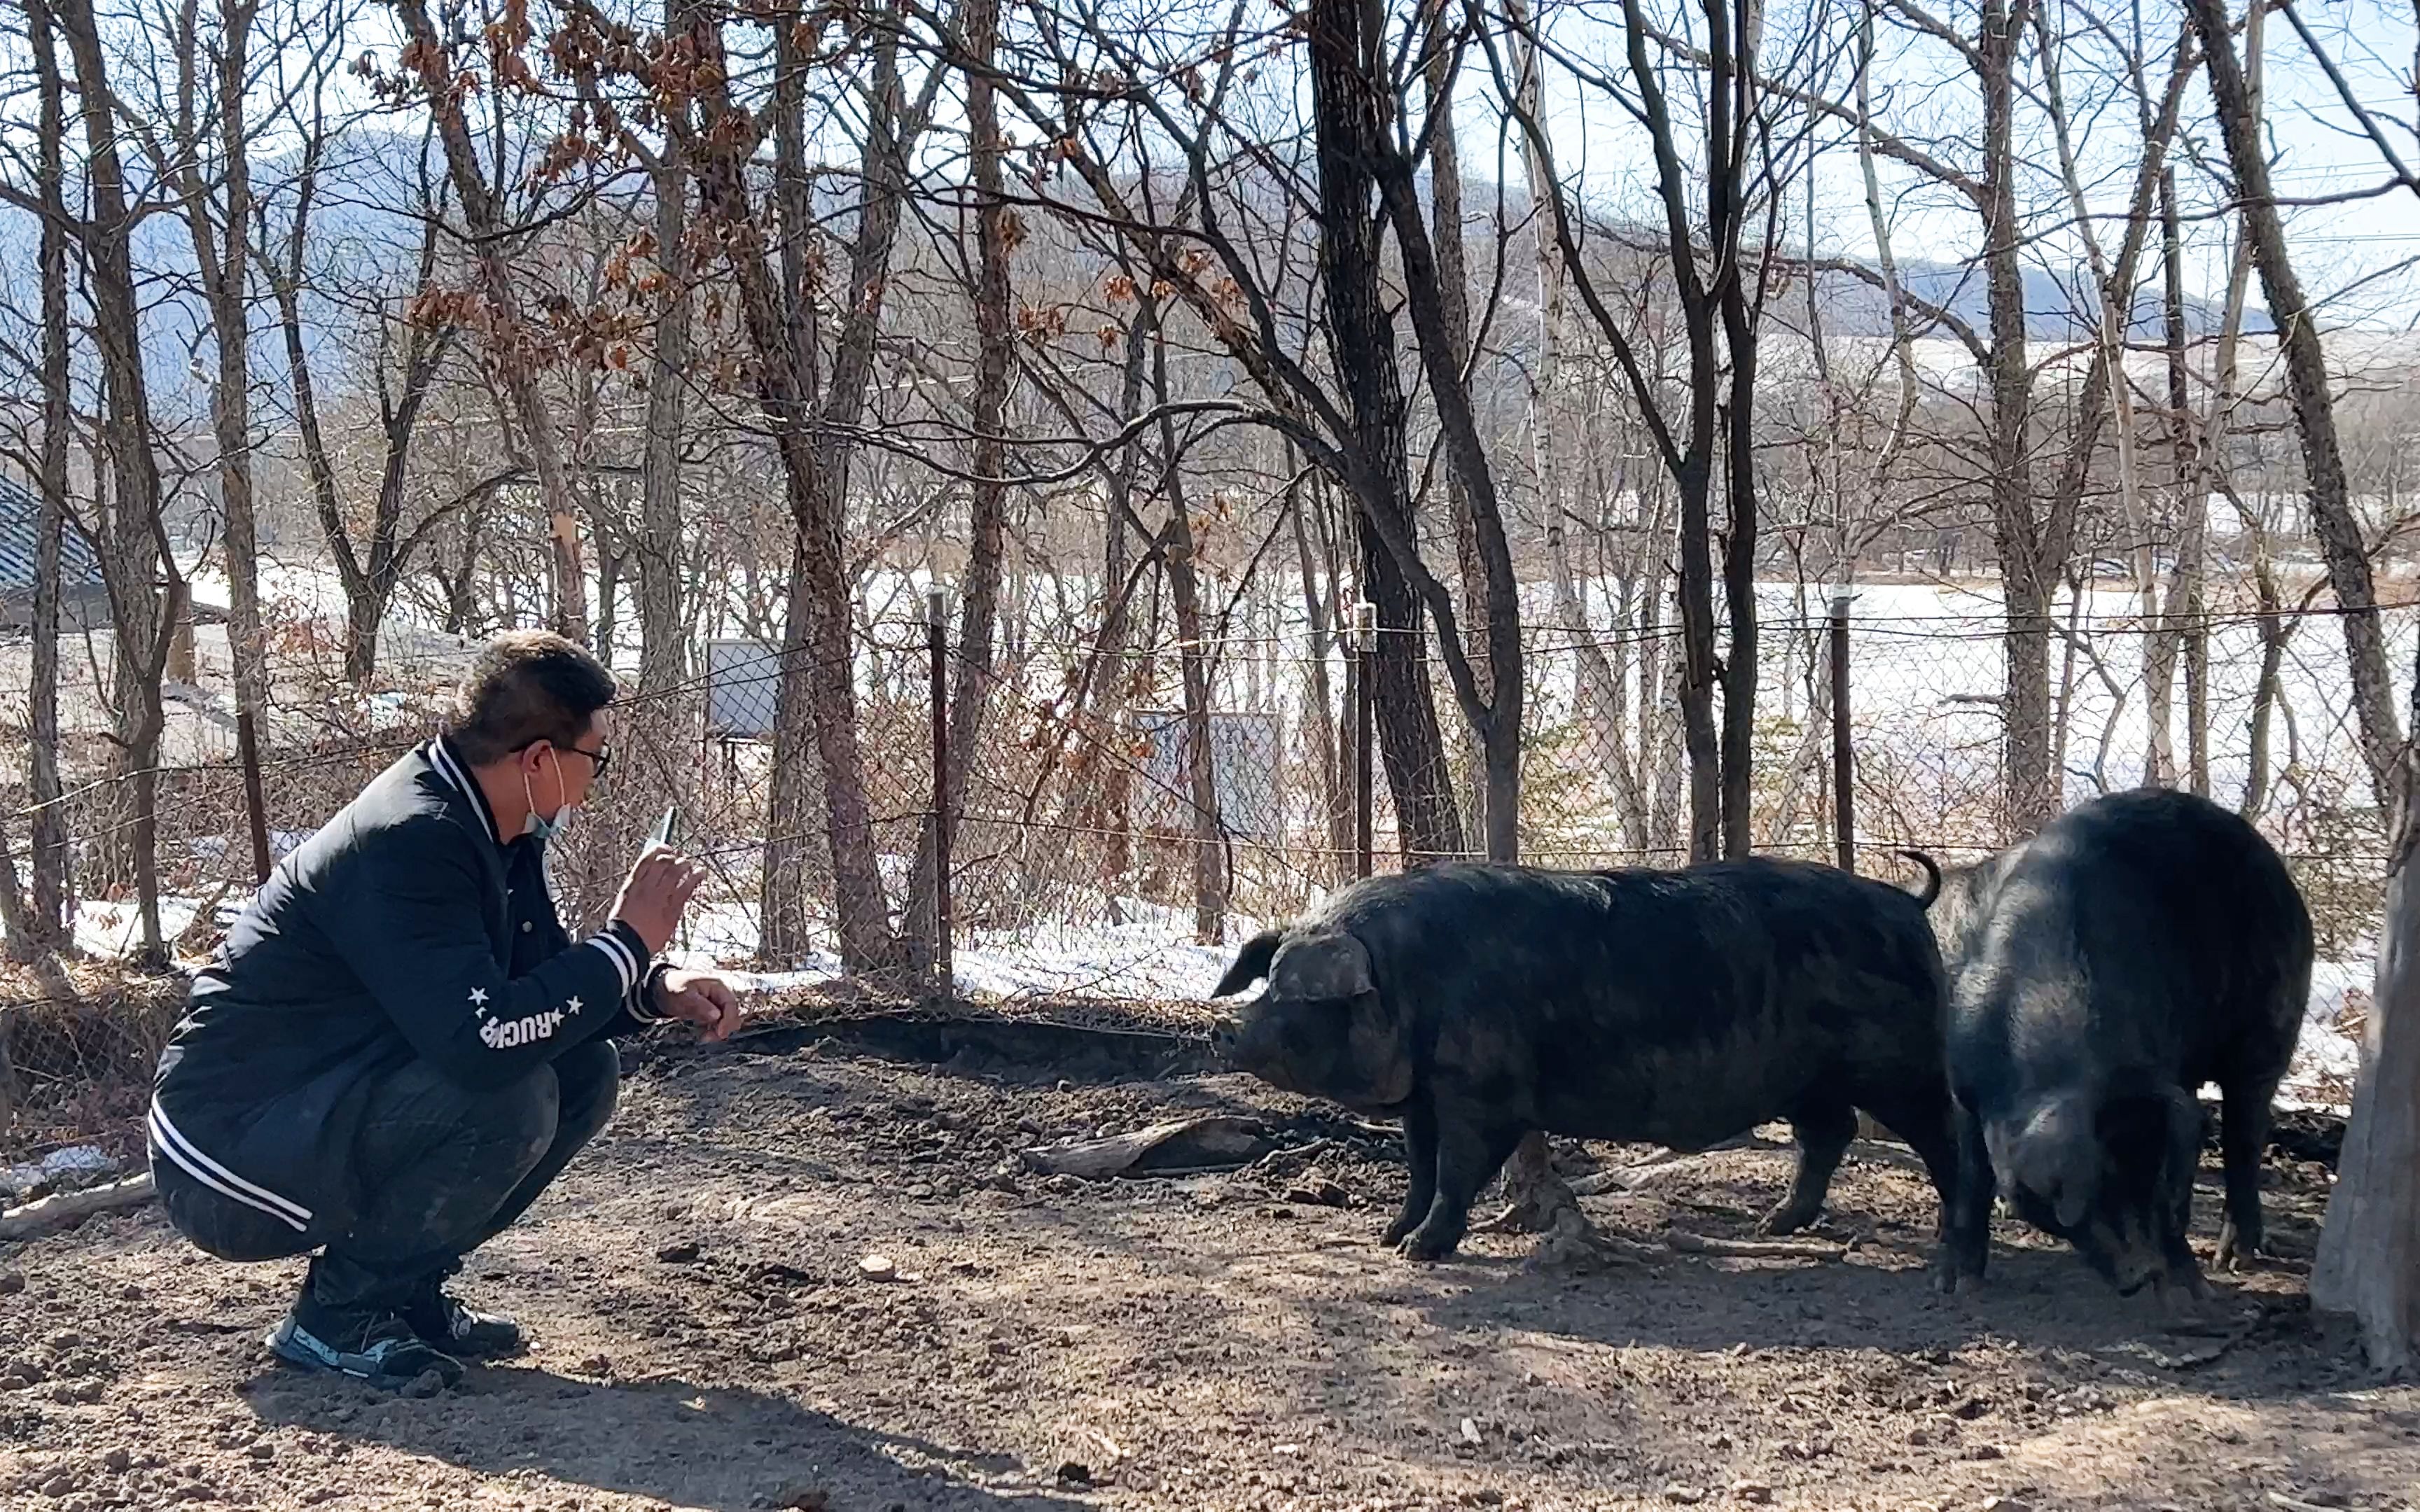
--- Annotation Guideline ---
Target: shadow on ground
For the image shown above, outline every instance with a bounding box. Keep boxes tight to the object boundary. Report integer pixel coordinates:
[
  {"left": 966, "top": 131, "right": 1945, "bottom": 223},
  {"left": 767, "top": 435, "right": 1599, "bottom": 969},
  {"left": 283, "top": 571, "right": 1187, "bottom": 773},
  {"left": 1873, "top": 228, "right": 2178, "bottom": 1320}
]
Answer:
[{"left": 244, "top": 1365, "right": 1093, "bottom": 1512}]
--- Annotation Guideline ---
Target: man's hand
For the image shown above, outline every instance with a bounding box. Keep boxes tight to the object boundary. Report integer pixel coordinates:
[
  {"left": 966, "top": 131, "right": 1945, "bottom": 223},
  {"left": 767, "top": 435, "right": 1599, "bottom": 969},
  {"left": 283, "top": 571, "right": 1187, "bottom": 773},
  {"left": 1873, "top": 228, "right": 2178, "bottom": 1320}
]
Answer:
[
  {"left": 653, "top": 968, "right": 742, "bottom": 1041},
  {"left": 611, "top": 846, "right": 708, "bottom": 955}
]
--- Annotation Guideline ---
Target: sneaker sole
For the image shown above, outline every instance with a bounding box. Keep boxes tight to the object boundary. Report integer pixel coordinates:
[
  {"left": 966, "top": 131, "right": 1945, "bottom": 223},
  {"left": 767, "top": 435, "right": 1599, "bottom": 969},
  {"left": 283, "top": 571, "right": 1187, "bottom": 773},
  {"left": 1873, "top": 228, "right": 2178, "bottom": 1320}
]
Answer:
[{"left": 265, "top": 1320, "right": 464, "bottom": 1392}]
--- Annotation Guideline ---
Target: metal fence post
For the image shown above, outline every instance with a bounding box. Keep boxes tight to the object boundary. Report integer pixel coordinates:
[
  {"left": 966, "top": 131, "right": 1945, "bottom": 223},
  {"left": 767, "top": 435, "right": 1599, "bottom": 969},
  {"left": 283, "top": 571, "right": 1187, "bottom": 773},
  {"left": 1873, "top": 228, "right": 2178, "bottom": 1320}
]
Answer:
[
  {"left": 1355, "top": 601, "right": 1375, "bottom": 880},
  {"left": 1830, "top": 589, "right": 1855, "bottom": 874},
  {"left": 927, "top": 589, "right": 952, "bottom": 1000}
]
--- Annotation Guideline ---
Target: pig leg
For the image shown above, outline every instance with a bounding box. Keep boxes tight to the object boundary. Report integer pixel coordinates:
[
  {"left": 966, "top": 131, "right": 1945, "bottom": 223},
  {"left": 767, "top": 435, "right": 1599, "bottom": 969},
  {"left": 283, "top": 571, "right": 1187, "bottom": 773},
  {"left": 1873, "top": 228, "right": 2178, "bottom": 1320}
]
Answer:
[
  {"left": 1763, "top": 1098, "right": 1856, "bottom": 1235},
  {"left": 2158, "top": 1105, "right": 2216, "bottom": 1302},
  {"left": 1857, "top": 1085, "right": 1961, "bottom": 1237},
  {"left": 1939, "top": 1098, "right": 1996, "bottom": 1291},
  {"left": 1382, "top": 1097, "right": 1440, "bottom": 1248},
  {"left": 1399, "top": 1107, "right": 1527, "bottom": 1261},
  {"left": 2213, "top": 1072, "right": 2279, "bottom": 1270}
]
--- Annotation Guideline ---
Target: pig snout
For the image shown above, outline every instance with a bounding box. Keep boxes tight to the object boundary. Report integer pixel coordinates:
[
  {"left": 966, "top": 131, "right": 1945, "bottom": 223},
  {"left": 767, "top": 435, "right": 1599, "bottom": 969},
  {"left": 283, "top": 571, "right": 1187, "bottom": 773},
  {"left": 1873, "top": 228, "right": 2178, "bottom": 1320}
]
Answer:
[{"left": 1209, "top": 1014, "right": 1248, "bottom": 1061}]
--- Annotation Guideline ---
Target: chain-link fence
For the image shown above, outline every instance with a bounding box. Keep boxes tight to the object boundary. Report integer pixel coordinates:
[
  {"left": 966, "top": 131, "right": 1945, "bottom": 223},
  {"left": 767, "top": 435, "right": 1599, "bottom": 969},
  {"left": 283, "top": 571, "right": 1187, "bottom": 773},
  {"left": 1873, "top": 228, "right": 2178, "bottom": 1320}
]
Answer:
[{"left": 0, "top": 587, "right": 2404, "bottom": 1018}]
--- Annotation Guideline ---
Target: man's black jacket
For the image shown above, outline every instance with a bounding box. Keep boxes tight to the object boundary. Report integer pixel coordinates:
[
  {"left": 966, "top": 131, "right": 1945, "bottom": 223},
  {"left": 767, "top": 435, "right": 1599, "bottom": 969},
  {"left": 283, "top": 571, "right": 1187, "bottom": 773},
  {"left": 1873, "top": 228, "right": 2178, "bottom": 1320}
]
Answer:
[{"left": 149, "top": 736, "right": 665, "bottom": 1240}]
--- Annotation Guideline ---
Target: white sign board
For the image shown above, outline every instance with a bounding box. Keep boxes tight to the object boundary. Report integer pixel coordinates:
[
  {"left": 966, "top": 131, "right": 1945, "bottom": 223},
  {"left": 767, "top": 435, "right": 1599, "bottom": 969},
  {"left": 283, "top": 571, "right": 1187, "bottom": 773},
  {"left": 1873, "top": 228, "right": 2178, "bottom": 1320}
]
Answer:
[
  {"left": 1129, "top": 709, "right": 1281, "bottom": 842},
  {"left": 704, "top": 638, "right": 784, "bottom": 739}
]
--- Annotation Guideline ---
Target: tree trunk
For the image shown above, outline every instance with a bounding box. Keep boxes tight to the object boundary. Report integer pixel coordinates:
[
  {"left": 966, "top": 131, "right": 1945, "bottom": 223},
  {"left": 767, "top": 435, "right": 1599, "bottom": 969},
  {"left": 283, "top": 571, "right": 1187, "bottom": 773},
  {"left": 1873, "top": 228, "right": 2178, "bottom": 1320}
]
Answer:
[
  {"left": 1709, "top": 0, "right": 1762, "bottom": 861},
  {"left": 391, "top": 0, "right": 587, "bottom": 642},
  {"left": 1717, "top": 300, "right": 1760, "bottom": 861},
  {"left": 1289, "top": 468, "right": 1349, "bottom": 883},
  {"left": 1983, "top": 0, "right": 2051, "bottom": 839},
  {"left": 1427, "top": 0, "right": 1490, "bottom": 848},
  {"left": 2157, "top": 163, "right": 2209, "bottom": 797},
  {"left": 1346, "top": 0, "right": 1520, "bottom": 862},
  {"left": 2241, "top": 552, "right": 2288, "bottom": 822},
  {"left": 905, "top": 0, "right": 1015, "bottom": 961},
  {"left": 28, "top": 0, "right": 72, "bottom": 948},
  {"left": 2313, "top": 758, "right": 2420, "bottom": 1371},
  {"left": 2188, "top": 0, "right": 2400, "bottom": 804},
  {"left": 195, "top": 0, "right": 267, "bottom": 746},
  {"left": 55, "top": 0, "right": 172, "bottom": 960},
  {"left": 686, "top": 5, "right": 926, "bottom": 972},
  {"left": 637, "top": 146, "right": 690, "bottom": 694},
  {"left": 1162, "top": 498, "right": 1228, "bottom": 942},
  {"left": 1305, "top": 0, "right": 1464, "bottom": 863}
]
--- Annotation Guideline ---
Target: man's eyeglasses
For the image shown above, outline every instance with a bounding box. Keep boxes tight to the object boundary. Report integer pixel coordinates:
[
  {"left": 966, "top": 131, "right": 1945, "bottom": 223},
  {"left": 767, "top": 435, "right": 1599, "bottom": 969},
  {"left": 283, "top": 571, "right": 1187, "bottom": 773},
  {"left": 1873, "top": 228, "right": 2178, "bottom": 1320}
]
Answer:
[{"left": 520, "top": 740, "right": 612, "bottom": 781}]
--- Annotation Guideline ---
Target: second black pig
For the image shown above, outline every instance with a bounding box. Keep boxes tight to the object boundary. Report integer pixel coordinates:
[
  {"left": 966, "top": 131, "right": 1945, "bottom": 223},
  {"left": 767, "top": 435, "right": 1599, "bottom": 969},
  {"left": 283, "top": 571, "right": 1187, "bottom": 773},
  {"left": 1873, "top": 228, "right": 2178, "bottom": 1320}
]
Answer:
[
  {"left": 1208, "top": 857, "right": 1957, "bottom": 1262},
  {"left": 1933, "top": 787, "right": 2312, "bottom": 1299}
]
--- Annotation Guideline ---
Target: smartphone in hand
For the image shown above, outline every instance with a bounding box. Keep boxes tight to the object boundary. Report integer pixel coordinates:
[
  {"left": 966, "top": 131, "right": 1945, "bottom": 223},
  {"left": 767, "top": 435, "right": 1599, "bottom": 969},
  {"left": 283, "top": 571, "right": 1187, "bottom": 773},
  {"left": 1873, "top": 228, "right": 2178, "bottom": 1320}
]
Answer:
[{"left": 649, "top": 804, "right": 683, "bottom": 851}]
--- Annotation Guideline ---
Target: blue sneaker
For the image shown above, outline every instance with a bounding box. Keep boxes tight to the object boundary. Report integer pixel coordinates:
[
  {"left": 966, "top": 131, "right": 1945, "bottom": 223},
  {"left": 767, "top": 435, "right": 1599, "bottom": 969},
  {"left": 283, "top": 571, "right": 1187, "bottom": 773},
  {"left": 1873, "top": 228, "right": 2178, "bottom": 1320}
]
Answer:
[{"left": 266, "top": 1302, "right": 464, "bottom": 1392}]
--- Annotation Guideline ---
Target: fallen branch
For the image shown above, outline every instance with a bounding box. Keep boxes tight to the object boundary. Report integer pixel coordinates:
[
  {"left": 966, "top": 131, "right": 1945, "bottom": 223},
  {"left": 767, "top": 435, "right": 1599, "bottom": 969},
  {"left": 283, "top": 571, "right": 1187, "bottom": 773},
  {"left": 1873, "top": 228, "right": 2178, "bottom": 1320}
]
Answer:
[
  {"left": 0, "top": 1172, "right": 155, "bottom": 1240},
  {"left": 1563, "top": 1132, "right": 1925, "bottom": 1196},
  {"left": 1664, "top": 1227, "right": 1849, "bottom": 1261}
]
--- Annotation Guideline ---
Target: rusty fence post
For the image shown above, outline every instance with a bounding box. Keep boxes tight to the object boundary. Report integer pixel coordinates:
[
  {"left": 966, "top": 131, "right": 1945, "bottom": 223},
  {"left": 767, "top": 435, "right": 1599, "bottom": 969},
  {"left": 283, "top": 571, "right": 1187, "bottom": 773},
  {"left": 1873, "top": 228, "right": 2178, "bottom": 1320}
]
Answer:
[
  {"left": 1830, "top": 589, "right": 1855, "bottom": 874},
  {"left": 1354, "top": 601, "right": 1375, "bottom": 880},
  {"left": 927, "top": 589, "right": 952, "bottom": 1000}
]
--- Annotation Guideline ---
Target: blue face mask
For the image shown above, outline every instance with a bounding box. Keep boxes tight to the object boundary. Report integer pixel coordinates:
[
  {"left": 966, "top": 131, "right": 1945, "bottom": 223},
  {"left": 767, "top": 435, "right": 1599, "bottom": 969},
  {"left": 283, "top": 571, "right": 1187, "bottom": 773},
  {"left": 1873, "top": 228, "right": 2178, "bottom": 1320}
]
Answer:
[{"left": 521, "top": 748, "right": 571, "bottom": 841}]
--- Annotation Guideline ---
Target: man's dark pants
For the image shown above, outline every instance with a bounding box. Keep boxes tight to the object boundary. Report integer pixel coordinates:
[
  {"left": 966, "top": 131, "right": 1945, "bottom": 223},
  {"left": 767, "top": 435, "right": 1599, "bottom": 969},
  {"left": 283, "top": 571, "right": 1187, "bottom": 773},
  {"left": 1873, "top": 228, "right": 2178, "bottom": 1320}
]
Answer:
[{"left": 153, "top": 1042, "right": 618, "bottom": 1312}]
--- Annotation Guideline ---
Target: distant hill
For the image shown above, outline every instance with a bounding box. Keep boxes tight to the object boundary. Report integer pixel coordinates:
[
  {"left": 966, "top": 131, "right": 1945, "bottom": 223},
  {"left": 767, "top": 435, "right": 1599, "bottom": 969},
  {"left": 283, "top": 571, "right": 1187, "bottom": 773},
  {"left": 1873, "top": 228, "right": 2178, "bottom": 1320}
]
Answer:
[
  {"left": 0, "top": 130, "right": 2281, "bottom": 412},
  {"left": 1793, "top": 255, "right": 2275, "bottom": 341}
]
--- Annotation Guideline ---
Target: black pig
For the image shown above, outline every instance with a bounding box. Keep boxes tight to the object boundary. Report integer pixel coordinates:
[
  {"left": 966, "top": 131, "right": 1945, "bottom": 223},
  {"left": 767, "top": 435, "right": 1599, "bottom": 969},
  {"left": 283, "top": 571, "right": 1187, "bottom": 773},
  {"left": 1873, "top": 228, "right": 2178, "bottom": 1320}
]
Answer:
[
  {"left": 1209, "top": 857, "right": 1959, "bottom": 1262},
  {"left": 1933, "top": 787, "right": 2312, "bottom": 1300}
]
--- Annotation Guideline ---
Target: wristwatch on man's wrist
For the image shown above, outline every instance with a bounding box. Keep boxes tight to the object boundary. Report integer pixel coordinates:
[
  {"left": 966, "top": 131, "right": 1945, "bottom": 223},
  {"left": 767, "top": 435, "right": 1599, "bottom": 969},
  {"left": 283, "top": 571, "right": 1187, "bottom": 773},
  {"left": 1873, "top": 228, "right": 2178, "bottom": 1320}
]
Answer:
[{"left": 639, "top": 960, "right": 674, "bottom": 1021}]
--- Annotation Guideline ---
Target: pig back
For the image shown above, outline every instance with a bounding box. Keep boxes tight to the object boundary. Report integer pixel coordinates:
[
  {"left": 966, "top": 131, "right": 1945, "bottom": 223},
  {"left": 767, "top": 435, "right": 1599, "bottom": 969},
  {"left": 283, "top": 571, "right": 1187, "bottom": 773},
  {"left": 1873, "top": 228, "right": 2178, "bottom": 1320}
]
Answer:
[
  {"left": 1946, "top": 788, "right": 2310, "bottom": 1101},
  {"left": 1320, "top": 861, "right": 1941, "bottom": 1149}
]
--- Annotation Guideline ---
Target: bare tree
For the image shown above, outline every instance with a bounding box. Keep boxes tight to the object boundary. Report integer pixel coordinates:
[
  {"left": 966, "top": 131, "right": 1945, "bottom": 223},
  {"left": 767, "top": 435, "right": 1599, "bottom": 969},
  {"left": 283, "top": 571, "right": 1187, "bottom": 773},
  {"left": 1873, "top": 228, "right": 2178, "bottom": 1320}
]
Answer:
[
  {"left": 1487, "top": 0, "right": 1802, "bottom": 858},
  {"left": 387, "top": 0, "right": 590, "bottom": 642},
  {"left": 48, "top": 0, "right": 186, "bottom": 965},
  {"left": 2187, "top": 0, "right": 2400, "bottom": 806},
  {"left": 905, "top": 0, "right": 1020, "bottom": 958}
]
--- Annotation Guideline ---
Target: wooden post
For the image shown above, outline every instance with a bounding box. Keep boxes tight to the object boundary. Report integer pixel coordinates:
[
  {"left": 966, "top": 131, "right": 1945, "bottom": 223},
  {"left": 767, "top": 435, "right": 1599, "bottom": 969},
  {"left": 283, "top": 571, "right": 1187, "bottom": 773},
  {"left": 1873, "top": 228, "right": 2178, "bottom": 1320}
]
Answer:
[
  {"left": 927, "top": 589, "right": 952, "bottom": 1001},
  {"left": 165, "top": 578, "right": 195, "bottom": 684},
  {"left": 1354, "top": 601, "right": 1375, "bottom": 880},
  {"left": 237, "top": 709, "right": 271, "bottom": 885},
  {"left": 1830, "top": 590, "right": 1855, "bottom": 874}
]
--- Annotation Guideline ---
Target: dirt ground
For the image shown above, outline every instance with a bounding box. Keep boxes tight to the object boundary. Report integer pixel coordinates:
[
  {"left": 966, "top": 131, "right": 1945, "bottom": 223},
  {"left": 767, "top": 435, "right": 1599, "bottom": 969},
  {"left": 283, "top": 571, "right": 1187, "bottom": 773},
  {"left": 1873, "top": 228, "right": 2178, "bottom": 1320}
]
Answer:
[{"left": 5, "top": 1016, "right": 2418, "bottom": 1512}]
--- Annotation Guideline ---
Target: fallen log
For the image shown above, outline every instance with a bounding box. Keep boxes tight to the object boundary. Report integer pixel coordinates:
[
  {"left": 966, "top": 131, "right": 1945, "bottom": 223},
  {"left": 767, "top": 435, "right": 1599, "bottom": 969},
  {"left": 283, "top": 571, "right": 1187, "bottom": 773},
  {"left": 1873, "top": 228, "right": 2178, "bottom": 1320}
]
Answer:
[
  {"left": 0, "top": 1172, "right": 155, "bottom": 1241},
  {"left": 1020, "top": 1116, "right": 1268, "bottom": 1179}
]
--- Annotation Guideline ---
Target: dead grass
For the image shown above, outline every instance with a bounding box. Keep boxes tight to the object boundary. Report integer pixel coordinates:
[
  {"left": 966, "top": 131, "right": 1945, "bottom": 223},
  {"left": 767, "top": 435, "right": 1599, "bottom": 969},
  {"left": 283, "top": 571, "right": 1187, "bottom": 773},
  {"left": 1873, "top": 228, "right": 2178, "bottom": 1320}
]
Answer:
[{"left": 0, "top": 958, "right": 186, "bottom": 1163}]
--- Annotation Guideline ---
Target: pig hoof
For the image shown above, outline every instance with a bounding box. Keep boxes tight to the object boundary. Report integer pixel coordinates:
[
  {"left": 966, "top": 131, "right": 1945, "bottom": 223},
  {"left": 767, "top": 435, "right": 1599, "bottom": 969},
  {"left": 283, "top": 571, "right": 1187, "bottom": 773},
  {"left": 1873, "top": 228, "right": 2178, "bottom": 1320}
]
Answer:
[
  {"left": 1397, "top": 1228, "right": 1462, "bottom": 1263},
  {"left": 1931, "top": 1254, "right": 1986, "bottom": 1295},
  {"left": 1759, "top": 1203, "right": 1818, "bottom": 1237},
  {"left": 2215, "top": 1226, "right": 2263, "bottom": 1272}
]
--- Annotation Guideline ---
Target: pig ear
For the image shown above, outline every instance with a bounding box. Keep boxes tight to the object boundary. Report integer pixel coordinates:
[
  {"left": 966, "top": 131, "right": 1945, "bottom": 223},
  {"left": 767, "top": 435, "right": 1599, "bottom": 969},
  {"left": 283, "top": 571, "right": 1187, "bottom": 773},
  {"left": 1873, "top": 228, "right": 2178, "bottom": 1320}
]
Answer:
[
  {"left": 2013, "top": 1097, "right": 2096, "bottom": 1230},
  {"left": 1272, "top": 929, "right": 1376, "bottom": 999},
  {"left": 1211, "top": 930, "right": 1284, "bottom": 997},
  {"left": 1295, "top": 933, "right": 1410, "bottom": 1105},
  {"left": 1280, "top": 932, "right": 1410, "bottom": 1104}
]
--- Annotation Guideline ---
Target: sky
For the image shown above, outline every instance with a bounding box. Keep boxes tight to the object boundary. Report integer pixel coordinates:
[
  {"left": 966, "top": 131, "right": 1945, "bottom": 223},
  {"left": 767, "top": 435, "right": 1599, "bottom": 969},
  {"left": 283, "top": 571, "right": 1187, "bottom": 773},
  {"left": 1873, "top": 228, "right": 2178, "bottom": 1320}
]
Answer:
[{"left": 1518, "top": 0, "right": 2420, "bottom": 328}]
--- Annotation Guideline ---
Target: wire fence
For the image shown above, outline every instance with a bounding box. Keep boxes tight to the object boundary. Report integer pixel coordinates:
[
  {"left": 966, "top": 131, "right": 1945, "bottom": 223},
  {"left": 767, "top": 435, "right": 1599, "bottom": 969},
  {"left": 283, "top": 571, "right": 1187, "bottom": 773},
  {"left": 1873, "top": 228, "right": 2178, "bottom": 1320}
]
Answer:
[{"left": 0, "top": 587, "right": 2404, "bottom": 1011}]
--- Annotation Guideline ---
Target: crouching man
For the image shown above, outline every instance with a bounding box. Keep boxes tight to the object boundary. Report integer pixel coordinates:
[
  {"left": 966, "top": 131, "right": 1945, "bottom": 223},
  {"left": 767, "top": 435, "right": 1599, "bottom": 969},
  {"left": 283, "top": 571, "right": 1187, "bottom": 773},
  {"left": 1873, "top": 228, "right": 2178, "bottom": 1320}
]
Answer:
[{"left": 148, "top": 631, "right": 740, "bottom": 1390}]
